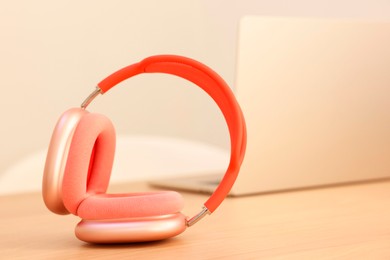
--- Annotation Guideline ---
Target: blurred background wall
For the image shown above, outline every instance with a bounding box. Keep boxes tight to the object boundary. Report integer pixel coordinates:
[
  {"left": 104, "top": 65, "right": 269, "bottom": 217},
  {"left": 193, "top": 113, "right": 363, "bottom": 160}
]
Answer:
[{"left": 1, "top": 0, "right": 390, "bottom": 177}]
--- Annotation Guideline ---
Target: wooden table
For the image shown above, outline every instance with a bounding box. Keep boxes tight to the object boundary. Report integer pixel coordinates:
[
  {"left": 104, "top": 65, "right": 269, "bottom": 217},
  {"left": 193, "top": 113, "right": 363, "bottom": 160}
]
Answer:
[{"left": 1, "top": 180, "right": 390, "bottom": 259}]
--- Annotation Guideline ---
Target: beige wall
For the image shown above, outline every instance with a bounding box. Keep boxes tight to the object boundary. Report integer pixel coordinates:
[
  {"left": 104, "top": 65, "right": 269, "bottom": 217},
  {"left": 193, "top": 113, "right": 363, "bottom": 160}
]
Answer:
[{"left": 1, "top": 0, "right": 390, "bottom": 175}]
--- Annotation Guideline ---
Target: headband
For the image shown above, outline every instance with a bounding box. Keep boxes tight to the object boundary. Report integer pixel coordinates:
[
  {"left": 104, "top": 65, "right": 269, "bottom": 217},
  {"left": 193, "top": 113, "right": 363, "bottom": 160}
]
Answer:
[{"left": 81, "top": 55, "right": 247, "bottom": 226}]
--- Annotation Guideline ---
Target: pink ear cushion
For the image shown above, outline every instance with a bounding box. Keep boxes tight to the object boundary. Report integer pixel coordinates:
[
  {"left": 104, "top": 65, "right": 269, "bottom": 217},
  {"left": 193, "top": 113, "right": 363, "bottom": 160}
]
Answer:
[
  {"left": 62, "top": 113, "right": 184, "bottom": 219},
  {"left": 77, "top": 191, "right": 184, "bottom": 220},
  {"left": 62, "top": 113, "right": 116, "bottom": 215}
]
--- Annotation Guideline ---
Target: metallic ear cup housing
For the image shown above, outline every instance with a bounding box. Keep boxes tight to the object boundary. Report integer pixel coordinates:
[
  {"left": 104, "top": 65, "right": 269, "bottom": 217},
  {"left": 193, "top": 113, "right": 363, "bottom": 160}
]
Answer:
[
  {"left": 76, "top": 213, "right": 187, "bottom": 243},
  {"left": 42, "top": 108, "right": 87, "bottom": 215}
]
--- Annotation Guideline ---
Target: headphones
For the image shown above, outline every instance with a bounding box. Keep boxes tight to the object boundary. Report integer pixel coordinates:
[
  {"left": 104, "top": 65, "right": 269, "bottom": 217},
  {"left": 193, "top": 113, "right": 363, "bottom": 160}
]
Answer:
[{"left": 42, "top": 55, "right": 247, "bottom": 243}]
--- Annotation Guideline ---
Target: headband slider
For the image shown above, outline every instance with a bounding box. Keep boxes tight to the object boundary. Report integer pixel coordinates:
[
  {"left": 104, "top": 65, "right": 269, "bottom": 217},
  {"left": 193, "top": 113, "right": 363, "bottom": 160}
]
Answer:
[
  {"left": 186, "top": 206, "right": 210, "bottom": 227},
  {"left": 81, "top": 87, "right": 102, "bottom": 109}
]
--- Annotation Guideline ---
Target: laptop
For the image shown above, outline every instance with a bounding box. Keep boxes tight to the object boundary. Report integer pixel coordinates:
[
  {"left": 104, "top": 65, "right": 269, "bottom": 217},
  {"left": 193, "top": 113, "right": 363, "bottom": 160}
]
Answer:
[{"left": 152, "top": 16, "right": 390, "bottom": 196}]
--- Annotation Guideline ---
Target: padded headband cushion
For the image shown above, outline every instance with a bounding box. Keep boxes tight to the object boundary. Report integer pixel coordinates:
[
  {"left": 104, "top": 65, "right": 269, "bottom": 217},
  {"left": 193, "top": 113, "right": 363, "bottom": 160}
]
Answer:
[
  {"left": 62, "top": 112, "right": 184, "bottom": 220},
  {"left": 97, "top": 55, "right": 247, "bottom": 213}
]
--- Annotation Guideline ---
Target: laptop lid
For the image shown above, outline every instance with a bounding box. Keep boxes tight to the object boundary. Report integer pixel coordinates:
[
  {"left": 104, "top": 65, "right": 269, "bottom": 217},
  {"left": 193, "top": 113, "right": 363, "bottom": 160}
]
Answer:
[{"left": 153, "top": 16, "right": 390, "bottom": 195}]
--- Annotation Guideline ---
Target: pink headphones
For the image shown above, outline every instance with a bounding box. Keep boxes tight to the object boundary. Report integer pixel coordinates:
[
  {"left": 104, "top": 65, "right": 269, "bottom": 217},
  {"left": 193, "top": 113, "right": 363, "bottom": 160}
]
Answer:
[{"left": 43, "top": 55, "right": 247, "bottom": 243}]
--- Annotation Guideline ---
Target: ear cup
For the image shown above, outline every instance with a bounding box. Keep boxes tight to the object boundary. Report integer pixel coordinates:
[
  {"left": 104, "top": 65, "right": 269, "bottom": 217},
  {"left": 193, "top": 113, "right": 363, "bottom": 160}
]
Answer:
[
  {"left": 62, "top": 113, "right": 116, "bottom": 215},
  {"left": 43, "top": 108, "right": 88, "bottom": 215},
  {"left": 62, "top": 112, "right": 184, "bottom": 220}
]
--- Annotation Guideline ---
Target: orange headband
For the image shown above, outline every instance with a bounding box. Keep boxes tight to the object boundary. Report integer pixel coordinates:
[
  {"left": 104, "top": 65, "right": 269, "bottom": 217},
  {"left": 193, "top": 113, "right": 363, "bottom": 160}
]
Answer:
[{"left": 82, "top": 55, "right": 247, "bottom": 225}]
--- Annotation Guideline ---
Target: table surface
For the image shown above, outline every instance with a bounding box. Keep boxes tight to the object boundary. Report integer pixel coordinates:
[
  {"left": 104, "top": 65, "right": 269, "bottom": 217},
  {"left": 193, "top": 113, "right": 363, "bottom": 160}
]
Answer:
[{"left": 1, "top": 180, "right": 390, "bottom": 259}]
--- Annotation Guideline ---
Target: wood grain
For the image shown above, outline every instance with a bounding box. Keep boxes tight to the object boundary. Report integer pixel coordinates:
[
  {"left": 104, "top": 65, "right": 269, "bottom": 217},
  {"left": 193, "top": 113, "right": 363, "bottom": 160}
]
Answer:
[{"left": 1, "top": 181, "right": 390, "bottom": 259}]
